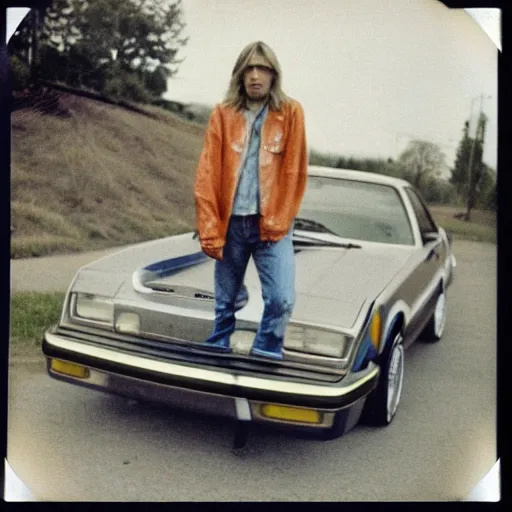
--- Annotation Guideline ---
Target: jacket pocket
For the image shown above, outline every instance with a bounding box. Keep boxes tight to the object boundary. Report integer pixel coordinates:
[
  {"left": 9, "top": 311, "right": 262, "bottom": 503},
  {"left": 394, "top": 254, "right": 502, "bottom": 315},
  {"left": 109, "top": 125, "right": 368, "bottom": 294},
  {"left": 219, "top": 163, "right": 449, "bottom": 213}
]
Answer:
[
  {"left": 260, "top": 133, "right": 286, "bottom": 170},
  {"left": 262, "top": 141, "right": 284, "bottom": 154},
  {"left": 264, "top": 127, "right": 285, "bottom": 150}
]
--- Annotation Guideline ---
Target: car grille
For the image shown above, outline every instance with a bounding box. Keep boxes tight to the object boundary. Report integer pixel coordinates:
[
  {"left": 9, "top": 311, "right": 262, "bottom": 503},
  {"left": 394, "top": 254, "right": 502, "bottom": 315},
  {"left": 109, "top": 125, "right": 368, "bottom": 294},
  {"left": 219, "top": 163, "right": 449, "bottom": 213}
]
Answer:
[{"left": 55, "top": 325, "right": 346, "bottom": 385}]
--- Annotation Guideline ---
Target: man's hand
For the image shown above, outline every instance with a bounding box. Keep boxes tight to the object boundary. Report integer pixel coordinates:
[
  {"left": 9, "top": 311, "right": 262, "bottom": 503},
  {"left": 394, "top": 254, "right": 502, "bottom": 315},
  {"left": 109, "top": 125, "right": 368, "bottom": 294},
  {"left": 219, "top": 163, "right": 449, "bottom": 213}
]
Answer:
[{"left": 202, "top": 245, "right": 223, "bottom": 261}]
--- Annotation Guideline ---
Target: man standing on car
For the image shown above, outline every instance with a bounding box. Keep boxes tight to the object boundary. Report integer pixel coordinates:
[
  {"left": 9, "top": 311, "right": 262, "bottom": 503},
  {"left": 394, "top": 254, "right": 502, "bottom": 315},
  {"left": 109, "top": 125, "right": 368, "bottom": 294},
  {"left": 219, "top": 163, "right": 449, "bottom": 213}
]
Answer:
[{"left": 194, "top": 41, "right": 308, "bottom": 360}]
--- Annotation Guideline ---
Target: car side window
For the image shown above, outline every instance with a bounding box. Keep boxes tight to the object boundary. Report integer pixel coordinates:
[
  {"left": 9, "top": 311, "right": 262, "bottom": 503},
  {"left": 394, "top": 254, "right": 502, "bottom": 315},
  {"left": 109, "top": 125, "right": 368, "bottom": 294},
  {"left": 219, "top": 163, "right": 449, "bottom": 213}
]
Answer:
[{"left": 405, "top": 188, "right": 437, "bottom": 235}]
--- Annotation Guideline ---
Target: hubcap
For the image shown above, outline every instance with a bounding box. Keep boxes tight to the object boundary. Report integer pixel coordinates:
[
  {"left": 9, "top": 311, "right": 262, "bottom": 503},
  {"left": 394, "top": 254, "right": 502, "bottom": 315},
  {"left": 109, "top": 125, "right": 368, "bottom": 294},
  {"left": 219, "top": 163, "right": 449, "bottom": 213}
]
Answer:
[
  {"left": 387, "top": 342, "right": 404, "bottom": 423},
  {"left": 434, "top": 293, "right": 446, "bottom": 338}
]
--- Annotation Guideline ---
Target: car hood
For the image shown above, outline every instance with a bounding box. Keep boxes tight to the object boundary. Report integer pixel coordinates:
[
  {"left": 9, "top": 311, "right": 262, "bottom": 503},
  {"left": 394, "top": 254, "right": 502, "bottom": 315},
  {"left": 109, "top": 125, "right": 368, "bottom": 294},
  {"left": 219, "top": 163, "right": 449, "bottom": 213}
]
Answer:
[
  {"left": 75, "top": 234, "right": 414, "bottom": 330},
  {"left": 205, "top": 245, "right": 412, "bottom": 328}
]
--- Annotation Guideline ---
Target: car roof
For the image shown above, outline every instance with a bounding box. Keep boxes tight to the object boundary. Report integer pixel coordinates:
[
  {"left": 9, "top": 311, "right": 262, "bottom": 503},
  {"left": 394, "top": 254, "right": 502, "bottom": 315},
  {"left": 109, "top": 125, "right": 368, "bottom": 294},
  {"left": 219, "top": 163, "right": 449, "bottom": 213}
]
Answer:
[{"left": 308, "top": 165, "right": 411, "bottom": 189}]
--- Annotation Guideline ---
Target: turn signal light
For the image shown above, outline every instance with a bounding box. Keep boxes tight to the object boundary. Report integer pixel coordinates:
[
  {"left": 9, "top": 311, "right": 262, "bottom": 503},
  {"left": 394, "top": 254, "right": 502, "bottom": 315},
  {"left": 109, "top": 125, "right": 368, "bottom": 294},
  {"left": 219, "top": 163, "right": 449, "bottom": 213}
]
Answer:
[
  {"left": 261, "top": 404, "right": 322, "bottom": 424},
  {"left": 370, "top": 309, "right": 382, "bottom": 350},
  {"left": 50, "top": 359, "right": 89, "bottom": 379}
]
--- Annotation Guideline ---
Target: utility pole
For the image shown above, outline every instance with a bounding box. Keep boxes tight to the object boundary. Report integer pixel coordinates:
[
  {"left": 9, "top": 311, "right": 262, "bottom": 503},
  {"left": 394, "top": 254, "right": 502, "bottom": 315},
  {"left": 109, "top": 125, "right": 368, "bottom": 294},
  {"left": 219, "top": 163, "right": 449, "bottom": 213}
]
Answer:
[{"left": 465, "top": 94, "right": 490, "bottom": 221}]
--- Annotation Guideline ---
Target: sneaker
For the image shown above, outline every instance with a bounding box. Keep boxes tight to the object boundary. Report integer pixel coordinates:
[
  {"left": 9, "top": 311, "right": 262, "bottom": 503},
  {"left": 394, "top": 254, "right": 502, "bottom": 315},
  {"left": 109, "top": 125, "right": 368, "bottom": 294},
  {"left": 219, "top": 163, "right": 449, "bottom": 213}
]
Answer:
[
  {"left": 202, "top": 340, "right": 232, "bottom": 353},
  {"left": 250, "top": 347, "right": 283, "bottom": 360}
]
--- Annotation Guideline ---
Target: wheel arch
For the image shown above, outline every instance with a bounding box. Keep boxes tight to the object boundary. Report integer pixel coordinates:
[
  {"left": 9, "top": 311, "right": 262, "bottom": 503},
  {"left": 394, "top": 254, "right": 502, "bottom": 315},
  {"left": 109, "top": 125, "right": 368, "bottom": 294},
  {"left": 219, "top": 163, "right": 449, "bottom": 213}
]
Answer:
[
  {"left": 380, "top": 301, "right": 409, "bottom": 355},
  {"left": 440, "top": 275, "right": 447, "bottom": 294}
]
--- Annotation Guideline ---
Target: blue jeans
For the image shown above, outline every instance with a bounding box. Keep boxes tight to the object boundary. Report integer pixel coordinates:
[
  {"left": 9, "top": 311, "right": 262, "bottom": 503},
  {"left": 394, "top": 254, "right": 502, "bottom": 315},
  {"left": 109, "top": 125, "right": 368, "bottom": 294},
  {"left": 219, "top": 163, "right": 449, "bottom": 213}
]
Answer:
[{"left": 205, "top": 215, "right": 295, "bottom": 358}]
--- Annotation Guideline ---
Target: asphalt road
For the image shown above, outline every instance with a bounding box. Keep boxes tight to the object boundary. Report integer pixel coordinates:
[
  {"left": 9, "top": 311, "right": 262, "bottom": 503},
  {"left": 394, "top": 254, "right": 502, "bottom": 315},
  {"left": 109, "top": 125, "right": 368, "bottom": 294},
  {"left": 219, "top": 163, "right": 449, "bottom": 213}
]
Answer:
[
  {"left": 8, "top": 240, "right": 496, "bottom": 501},
  {"left": 10, "top": 246, "right": 132, "bottom": 293}
]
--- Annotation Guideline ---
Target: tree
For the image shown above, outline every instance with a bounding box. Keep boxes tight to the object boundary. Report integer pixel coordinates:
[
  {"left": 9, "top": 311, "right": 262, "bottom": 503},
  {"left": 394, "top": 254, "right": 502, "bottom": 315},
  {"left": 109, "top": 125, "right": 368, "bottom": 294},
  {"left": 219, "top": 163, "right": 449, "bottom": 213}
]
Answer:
[
  {"left": 9, "top": 55, "right": 31, "bottom": 91},
  {"left": 42, "top": 0, "right": 87, "bottom": 54},
  {"left": 9, "top": 0, "right": 188, "bottom": 101},
  {"left": 476, "top": 162, "right": 495, "bottom": 209},
  {"left": 465, "top": 113, "right": 488, "bottom": 220},
  {"left": 143, "top": 64, "right": 171, "bottom": 97},
  {"left": 8, "top": 7, "right": 46, "bottom": 89},
  {"left": 397, "top": 140, "right": 446, "bottom": 191},
  {"left": 421, "top": 178, "right": 456, "bottom": 205},
  {"left": 449, "top": 113, "right": 489, "bottom": 220},
  {"left": 487, "top": 182, "right": 497, "bottom": 211},
  {"left": 449, "top": 120, "right": 472, "bottom": 199},
  {"left": 309, "top": 150, "right": 338, "bottom": 168}
]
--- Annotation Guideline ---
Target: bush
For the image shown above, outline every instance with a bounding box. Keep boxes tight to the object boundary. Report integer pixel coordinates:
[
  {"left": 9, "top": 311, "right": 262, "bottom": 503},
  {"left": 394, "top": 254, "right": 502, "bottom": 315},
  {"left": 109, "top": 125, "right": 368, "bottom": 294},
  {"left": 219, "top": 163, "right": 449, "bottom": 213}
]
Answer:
[
  {"left": 104, "top": 72, "right": 153, "bottom": 104},
  {"left": 486, "top": 183, "right": 497, "bottom": 211},
  {"left": 421, "top": 179, "right": 456, "bottom": 204},
  {"left": 10, "top": 55, "right": 31, "bottom": 91},
  {"left": 144, "top": 66, "right": 169, "bottom": 98}
]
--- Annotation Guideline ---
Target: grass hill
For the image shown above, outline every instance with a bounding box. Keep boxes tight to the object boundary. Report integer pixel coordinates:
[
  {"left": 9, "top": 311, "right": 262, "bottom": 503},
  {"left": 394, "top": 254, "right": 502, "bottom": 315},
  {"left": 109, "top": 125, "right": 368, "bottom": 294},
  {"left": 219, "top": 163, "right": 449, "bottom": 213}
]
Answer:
[
  {"left": 11, "top": 91, "right": 206, "bottom": 258},
  {"left": 10, "top": 89, "right": 495, "bottom": 259}
]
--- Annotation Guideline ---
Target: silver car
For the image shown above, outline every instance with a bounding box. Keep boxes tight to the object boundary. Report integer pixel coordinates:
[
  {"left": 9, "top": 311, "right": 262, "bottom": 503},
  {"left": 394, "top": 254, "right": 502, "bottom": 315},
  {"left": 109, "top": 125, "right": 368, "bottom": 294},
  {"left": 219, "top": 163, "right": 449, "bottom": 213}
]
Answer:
[{"left": 42, "top": 166, "right": 456, "bottom": 439}]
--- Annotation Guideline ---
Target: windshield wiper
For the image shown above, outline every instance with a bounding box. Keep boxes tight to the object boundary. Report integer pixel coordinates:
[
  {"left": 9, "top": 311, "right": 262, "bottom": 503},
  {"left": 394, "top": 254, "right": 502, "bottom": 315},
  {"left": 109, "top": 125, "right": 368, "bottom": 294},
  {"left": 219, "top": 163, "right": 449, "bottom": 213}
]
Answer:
[
  {"left": 293, "top": 218, "right": 361, "bottom": 248},
  {"left": 293, "top": 237, "right": 361, "bottom": 249},
  {"left": 294, "top": 217, "right": 340, "bottom": 236}
]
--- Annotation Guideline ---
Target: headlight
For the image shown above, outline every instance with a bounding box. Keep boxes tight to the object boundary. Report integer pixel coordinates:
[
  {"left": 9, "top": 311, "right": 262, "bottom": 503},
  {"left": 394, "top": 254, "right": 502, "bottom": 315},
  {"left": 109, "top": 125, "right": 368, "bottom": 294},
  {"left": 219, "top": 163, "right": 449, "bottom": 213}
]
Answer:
[
  {"left": 72, "top": 293, "right": 114, "bottom": 326},
  {"left": 284, "top": 324, "right": 348, "bottom": 358}
]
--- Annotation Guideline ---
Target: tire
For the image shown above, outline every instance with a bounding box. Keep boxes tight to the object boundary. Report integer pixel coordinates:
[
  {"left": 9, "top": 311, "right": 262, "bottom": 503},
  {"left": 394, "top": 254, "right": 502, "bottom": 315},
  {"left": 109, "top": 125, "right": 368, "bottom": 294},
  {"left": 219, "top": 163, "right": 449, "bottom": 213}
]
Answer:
[
  {"left": 360, "top": 332, "right": 405, "bottom": 426},
  {"left": 420, "top": 290, "right": 446, "bottom": 342}
]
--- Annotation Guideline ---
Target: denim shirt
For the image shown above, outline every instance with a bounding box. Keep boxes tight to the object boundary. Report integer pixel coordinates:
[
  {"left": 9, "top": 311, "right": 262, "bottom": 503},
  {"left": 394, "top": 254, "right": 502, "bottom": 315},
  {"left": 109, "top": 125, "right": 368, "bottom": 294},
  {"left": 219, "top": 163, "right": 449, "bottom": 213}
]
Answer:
[{"left": 232, "top": 104, "right": 269, "bottom": 215}]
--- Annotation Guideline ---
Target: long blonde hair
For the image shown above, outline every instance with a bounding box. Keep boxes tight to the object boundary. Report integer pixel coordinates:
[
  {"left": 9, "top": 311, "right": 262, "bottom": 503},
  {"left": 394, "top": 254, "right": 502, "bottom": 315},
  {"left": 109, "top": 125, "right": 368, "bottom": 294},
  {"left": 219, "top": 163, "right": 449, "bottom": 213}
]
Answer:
[{"left": 223, "top": 41, "right": 288, "bottom": 111}]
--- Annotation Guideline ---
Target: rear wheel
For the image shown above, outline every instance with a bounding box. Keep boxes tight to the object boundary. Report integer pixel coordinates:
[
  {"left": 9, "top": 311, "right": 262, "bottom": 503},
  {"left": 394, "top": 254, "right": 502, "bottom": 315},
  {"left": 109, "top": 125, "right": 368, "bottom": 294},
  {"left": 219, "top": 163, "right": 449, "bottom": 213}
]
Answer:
[{"left": 360, "top": 332, "right": 404, "bottom": 426}]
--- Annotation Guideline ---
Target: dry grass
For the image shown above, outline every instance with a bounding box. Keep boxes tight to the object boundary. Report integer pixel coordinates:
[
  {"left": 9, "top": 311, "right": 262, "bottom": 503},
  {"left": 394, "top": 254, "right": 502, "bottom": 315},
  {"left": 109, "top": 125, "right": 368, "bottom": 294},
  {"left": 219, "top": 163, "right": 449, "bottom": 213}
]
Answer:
[
  {"left": 10, "top": 92, "right": 496, "bottom": 258},
  {"left": 11, "top": 235, "right": 86, "bottom": 259},
  {"left": 429, "top": 205, "right": 496, "bottom": 244},
  {"left": 11, "top": 93, "right": 206, "bottom": 258}
]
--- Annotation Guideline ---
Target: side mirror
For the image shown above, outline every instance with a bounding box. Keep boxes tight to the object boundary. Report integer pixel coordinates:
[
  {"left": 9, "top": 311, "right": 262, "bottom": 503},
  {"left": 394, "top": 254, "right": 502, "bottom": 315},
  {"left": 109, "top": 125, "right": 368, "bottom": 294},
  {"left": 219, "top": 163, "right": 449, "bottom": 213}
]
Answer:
[{"left": 421, "top": 231, "right": 439, "bottom": 245}]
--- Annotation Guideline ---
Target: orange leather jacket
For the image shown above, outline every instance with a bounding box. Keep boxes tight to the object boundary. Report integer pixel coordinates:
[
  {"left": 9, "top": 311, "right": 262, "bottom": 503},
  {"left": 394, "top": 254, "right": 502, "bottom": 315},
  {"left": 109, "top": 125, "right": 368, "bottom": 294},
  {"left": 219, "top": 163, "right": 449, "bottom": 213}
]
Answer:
[{"left": 194, "top": 98, "right": 308, "bottom": 254}]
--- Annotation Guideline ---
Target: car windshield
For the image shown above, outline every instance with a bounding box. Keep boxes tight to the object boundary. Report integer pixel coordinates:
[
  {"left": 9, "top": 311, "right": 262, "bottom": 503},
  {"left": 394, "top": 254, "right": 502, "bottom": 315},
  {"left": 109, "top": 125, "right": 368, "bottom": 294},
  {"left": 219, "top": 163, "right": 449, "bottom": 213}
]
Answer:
[{"left": 297, "top": 175, "right": 415, "bottom": 245}]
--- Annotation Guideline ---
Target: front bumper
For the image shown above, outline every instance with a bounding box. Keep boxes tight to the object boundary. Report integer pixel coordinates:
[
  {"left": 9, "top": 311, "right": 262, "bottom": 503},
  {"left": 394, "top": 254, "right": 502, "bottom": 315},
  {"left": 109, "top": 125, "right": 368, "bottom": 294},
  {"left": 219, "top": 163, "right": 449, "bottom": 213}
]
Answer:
[{"left": 42, "top": 329, "right": 379, "bottom": 432}]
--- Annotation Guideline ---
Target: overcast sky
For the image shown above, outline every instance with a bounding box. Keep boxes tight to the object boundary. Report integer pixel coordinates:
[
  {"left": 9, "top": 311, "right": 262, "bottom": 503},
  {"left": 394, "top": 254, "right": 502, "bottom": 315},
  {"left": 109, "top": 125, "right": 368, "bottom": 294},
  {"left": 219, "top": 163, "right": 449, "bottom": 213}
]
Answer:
[
  {"left": 7, "top": 1, "right": 499, "bottom": 172},
  {"left": 165, "top": 0, "right": 498, "bottom": 173}
]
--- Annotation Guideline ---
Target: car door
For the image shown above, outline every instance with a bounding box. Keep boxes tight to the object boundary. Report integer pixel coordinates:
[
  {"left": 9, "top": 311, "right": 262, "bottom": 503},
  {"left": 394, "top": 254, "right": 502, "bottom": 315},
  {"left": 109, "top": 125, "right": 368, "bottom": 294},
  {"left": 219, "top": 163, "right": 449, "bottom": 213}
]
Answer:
[{"left": 401, "top": 187, "right": 444, "bottom": 345}]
